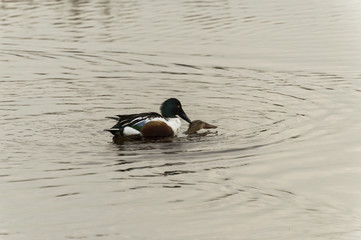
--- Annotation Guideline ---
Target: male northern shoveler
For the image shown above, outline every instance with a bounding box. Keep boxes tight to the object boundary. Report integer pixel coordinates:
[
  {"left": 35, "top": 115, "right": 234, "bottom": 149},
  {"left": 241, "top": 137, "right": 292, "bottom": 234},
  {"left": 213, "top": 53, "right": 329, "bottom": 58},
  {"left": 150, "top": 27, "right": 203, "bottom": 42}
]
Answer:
[{"left": 106, "top": 98, "right": 192, "bottom": 138}]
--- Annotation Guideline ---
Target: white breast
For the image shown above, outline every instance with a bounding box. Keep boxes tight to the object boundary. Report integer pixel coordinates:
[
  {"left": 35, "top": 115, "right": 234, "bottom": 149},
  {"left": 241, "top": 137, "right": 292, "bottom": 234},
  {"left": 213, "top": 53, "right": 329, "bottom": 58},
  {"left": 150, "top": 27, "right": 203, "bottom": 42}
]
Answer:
[{"left": 150, "top": 117, "right": 181, "bottom": 136}]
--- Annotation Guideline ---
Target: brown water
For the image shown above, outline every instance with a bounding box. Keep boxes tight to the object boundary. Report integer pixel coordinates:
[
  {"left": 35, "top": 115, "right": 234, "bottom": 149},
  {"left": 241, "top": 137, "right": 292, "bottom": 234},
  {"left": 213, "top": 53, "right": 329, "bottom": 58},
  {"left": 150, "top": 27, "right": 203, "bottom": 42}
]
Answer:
[{"left": 1, "top": 1, "right": 361, "bottom": 239}]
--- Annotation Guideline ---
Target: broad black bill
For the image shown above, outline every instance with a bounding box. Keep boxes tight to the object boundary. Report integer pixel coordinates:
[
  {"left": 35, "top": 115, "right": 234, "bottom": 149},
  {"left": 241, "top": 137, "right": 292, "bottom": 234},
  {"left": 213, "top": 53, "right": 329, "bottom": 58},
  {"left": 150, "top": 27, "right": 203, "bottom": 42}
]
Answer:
[{"left": 178, "top": 109, "right": 192, "bottom": 124}]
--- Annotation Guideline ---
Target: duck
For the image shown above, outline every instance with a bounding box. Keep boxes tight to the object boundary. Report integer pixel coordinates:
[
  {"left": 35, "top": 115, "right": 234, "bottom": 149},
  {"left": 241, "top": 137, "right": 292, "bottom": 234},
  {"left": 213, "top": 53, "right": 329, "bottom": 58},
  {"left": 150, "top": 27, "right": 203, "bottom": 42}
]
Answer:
[
  {"left": 185, "top": 120, "right": 217, "bottom": 135},
  {"left": 106, "top": 98, "right": 192, "bottom": 139}
]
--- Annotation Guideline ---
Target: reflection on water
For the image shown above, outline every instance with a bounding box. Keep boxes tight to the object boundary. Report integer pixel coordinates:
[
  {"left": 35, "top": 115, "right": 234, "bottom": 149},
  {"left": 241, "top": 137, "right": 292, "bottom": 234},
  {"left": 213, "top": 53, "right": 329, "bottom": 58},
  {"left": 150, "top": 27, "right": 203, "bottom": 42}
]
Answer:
[{"left": 1, "top": 0, "right": 361, "bottom": 239}]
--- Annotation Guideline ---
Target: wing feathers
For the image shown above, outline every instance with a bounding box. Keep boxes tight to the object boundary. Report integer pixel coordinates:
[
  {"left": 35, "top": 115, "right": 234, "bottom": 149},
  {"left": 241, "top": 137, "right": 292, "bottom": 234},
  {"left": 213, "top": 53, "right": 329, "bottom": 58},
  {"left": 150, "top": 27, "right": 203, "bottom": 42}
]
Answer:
[{"left": 106, "top": 112, "right": 162, "bottom": 136}]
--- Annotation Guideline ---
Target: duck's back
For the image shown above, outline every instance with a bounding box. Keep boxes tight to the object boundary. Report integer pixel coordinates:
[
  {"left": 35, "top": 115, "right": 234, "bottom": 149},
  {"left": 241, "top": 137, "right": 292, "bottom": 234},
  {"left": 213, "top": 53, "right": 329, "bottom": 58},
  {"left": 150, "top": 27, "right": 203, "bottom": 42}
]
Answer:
[{"left": 107, "top": 112, "right": 162, "bottom": 136}]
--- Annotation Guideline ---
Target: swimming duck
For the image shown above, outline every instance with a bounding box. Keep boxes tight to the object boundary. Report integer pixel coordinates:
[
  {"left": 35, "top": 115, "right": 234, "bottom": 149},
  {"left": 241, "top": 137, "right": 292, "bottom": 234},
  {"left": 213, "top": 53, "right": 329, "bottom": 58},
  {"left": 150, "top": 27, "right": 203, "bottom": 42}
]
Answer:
[
  {"left": 185, "top": 120, "right": 217, "bottom": 135},
  {"left": 106, "top": 98, "right": 192, "bottom": 138}
]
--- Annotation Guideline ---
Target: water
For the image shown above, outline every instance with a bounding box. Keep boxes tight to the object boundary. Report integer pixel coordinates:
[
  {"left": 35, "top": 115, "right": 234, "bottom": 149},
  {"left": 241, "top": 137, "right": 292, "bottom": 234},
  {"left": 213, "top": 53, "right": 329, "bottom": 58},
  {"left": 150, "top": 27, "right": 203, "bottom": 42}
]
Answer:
[{"left": 1, "top": 0, "right": 361, "bottom": 239}]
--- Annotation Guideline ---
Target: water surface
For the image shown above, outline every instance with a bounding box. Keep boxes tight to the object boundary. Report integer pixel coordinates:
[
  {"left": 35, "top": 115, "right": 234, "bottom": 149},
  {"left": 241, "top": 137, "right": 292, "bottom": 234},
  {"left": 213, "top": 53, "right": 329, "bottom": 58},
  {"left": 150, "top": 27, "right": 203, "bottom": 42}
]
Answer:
[{"left": 1, "top": 1, "right": 361, "bottom": 239}]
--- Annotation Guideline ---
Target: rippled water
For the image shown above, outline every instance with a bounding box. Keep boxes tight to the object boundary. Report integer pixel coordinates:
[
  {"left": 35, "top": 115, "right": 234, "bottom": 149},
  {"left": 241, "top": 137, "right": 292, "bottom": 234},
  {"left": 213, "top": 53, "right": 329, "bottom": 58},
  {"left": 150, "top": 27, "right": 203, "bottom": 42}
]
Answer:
[{"left": 1, "top": 1, "right": 361, "bottom": 239}]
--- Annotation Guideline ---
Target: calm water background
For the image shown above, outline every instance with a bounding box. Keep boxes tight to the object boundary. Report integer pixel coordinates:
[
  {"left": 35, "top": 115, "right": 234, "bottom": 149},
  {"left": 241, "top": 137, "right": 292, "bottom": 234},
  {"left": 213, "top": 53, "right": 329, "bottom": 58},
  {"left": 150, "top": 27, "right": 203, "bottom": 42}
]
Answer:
[{"left": 1, "top": 0, "right": 361, "bottom": 239}]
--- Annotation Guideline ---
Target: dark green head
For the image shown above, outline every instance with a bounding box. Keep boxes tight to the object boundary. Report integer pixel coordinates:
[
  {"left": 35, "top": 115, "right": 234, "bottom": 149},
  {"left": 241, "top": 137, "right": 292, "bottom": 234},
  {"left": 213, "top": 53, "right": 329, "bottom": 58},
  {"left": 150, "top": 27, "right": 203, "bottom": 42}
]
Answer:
[{"left": 160, "top": 98, "right": 192, "bottom": 123}]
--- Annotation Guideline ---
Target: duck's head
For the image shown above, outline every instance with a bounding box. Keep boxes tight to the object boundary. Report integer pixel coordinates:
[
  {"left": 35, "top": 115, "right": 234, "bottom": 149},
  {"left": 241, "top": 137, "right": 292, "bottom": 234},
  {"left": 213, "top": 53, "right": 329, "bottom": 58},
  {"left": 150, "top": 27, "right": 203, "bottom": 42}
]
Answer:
[
  {"left": 185, "top": 120, "right": 217, "bottom": 134},
  {"left": 160, "top": 98, "right": 192, "bottom": 123}
]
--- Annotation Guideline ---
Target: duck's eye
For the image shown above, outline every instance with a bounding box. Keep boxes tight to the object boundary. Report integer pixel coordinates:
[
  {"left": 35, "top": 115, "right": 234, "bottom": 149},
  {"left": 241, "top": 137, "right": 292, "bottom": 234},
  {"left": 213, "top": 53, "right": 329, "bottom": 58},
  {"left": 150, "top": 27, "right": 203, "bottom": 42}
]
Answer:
[{"left": 177, "top": 105, "right": 180, "bottom": 108}]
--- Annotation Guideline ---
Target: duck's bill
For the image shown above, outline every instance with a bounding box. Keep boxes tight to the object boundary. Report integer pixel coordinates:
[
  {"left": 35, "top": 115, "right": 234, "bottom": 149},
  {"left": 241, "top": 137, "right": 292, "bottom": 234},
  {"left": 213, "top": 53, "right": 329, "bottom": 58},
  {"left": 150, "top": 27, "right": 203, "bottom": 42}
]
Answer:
[
  {"left": 203, "top": 122, "right": 217, "bottom": 129},
  {"left": 178, "top": 110, "right": 192, "bottom": 124}
]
